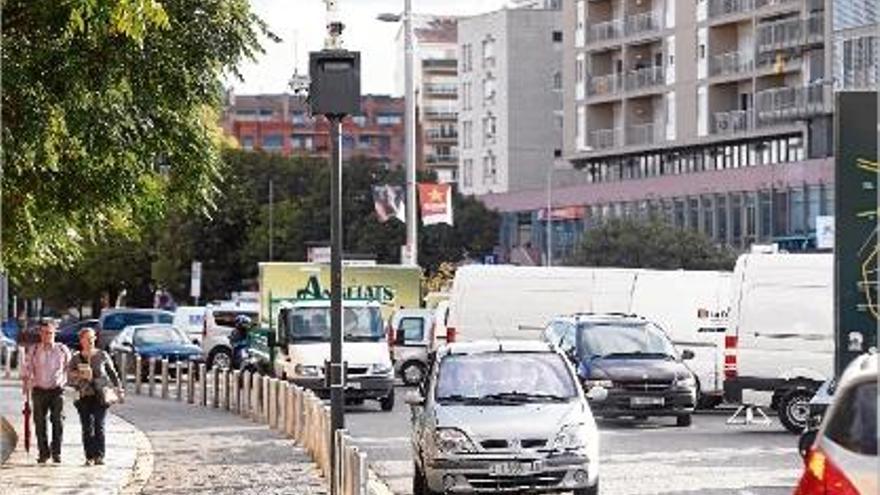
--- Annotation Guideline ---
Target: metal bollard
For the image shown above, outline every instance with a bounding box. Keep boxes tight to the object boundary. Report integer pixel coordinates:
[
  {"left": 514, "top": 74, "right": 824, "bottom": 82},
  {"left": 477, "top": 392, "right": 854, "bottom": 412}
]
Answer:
[
  {"left": 119, "top": 353, "right": 128, "bottom": 392},
  {"left": 3, "top": 346, "right": 11, "bottom": 379},
  {"left": 263, "top": 376, "right": 271, "bottom": 424},
  {"left": 232, "top": 370, "right": 241, "bottom": 414},
  {"left": 294, "top": 387, "right": 304, "bottom": 442},
  {"left": 160, "top": 359, "right": 170, "bottom": 399},
  {"left": 357, "top": 451, "right": 368, "bottom": 495},
  {"left": 242, "top": 371, "right": 251, "bottom": 418},
  {"left": 211, "top": 366, "right": 220, "bottom": 408},
  {"left": 252, "top": 373, "right": 261, "bottom": 420},
  {"left": 187, "top": 361, "right": 195, "bottom": 404},
  {"left": 270, "top": 378, "right": 279, "bottom": 428},
  {"left": 147, "top": 357, "right": 156, "bottom": 397},
  {"left": 175, "top": 361, "right": 183, "bottom": 401},
  {"left": 199, "top": 363, "right": 208, "bottom": 407},
  {"left": 285, "top": 384, "right": 294, "bottom": 437},
  {"left": 134, "top": 355, "right": 143, "bottom": 395},
  {"left": 223, "top": 369, "right": 231, "bottom": 411}
]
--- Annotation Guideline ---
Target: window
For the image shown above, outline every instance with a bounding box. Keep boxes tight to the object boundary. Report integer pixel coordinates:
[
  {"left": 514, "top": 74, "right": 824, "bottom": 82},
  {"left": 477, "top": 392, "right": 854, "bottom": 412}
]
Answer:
[
  {"left": 262, "top": 135, "right": 284, "bottom": 150},
  {"left": 291, "top": 112, "right": 307, "bottom": 125},
  {"left": 552, "top": 31, "right": 563, "bottom": 43},
  {"left": 241, "top": 136, "right": 254, "bottom": 150},
  {"left": 351, "top": 115, "right": 367, "bottom": 127},
  {"left": 483, "top": 77, "right": 496, "bottom": 101},
  {"left": 482, "top": 153, "right": 497, "bottom": 183},
  {"left": 553, "top": 71, "right": 562, "bottom": 91},
  {"left": 357, "top": 135, "right": 372, "bottom": 149},
  {"left": 399, "top": 318, "right": 425, "bottom": 343},
  {"left": 377, "top": 114, "right": 402, "bottom": 126},
  {"left": 482, "top": 114, "right": 497, "bottom": 144},
  {"left": 824, "top": 380, "right": 877, "bottom": 456},
  {"left": 462, "top": 121, "right": 473, "bottom": 149},
  {"left": 482, "top": 36, "right": 495, "bottom": 68},
  {"left": 462, "top": 159, "right": 473, "bottom": 188}
]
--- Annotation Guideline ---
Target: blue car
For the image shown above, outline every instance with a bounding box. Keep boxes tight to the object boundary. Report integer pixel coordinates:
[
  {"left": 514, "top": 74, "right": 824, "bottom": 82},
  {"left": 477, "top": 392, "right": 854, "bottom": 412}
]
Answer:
[
  {"left": 109, "top": 324, "right": 204, "bottom": 379},
  {"left": 57, "top": 319, "right": 101, "bottom": 351}
]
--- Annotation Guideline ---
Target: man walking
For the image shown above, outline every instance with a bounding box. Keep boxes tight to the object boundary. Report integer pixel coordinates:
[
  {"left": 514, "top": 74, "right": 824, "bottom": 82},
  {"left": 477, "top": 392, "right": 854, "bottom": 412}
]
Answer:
[{"left": 22, "top": 320, "right": 71, "bottom": 464}]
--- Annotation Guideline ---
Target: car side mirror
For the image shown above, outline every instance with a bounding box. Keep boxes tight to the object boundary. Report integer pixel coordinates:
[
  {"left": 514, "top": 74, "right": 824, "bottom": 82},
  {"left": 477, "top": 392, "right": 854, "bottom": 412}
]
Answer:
[
  {"left": 586, "top": 386, "right": 609, "bottom": 402},
  {"left": 681, "top": 349, "right": 695, "bottom": 361},
  {"left": 798, "top": 429, "right": 818, "bottom": 460},
  {"left": 405, "top": 390, "right": 425, "bottom": 406}
]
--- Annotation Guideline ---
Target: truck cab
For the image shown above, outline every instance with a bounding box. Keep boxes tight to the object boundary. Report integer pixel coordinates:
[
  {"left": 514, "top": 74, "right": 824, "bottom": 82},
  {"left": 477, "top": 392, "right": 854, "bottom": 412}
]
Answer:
[{"left": 275, "top": 299, "right": 396, "bottom": 411}]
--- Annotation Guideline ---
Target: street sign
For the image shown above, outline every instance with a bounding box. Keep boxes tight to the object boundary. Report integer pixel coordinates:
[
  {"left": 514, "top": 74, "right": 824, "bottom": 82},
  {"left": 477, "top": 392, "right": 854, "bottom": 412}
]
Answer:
[
  {"left": 816, "top": 216, "right": 834, "bottom": 250},
  {"left": 833, "top": 91, "right": 878, "bottom": 376},
  {"left": 190, "top": 261, "right": 202, "bottom": 300}
]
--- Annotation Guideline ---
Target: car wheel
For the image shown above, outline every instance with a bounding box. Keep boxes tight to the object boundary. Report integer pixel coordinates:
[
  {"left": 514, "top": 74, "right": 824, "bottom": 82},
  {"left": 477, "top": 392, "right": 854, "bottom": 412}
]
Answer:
[
  {"left": 574, "top": 480, "right": 599, "bottom": 495},
  {"left": 401, "top": 361, "right": 426, "bottom": 386},
  {"left": 778, "top": 389, "right": 814, "bottom": 434},
  {"left": 208, "top": 348, "right": 232, "bottom": 370},
  {"left": 676, "top": 414, "right": 692, "bottom": 427},
  {"left": 380, "top": 389, "right": 395, "bottom": 411}
]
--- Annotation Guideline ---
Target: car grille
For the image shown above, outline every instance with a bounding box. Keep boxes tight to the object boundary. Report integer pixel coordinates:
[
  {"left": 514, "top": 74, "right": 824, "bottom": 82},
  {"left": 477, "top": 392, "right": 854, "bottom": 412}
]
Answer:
[
  {"left": 479, "top": 439, "right": 548, "bottom": 450},
  {"left": 347, "top": 366, "right": 369, "bottom": 377},
  {"left": 618, "top": 380, "right": 672, "bottom": 392},
  {"left": 464, "top": 472, "right": 565, "bottom": 492}
]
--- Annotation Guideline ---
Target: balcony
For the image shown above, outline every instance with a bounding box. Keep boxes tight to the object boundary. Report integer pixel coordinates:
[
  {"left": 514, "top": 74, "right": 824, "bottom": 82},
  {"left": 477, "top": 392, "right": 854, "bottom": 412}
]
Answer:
[
  {"left": 757, "top": 15, "right": 824, "bottom": 53},
  {"left": 708, "top": 0, "right": 798, "bottom": 19},
  {"left": 709, "top": 51, "right": 754, "bottom": 78},
  {"left": 712, "top": 110, "right": 755, "bottom": 135},
  {"left": 425, "top": 129, "right": 458, "bottom": 141},
  {"left": 422, "top": 59, "right": 457, "bottom": 72},
  {"left": 625, "top": 11, "right": 663, "bottom": 37},
  {"left": 625, "top": 66, "right": 665, "bottom": 92},
  {"left": 426, "top": 154, "right": 459, "bottom": 165},
  {"left": 589, "top": 128, "right": 622, "bottom": 150},
  {"left": 755, "top": 83, "right": 831, "bottom": 121},
  {"left": 423, "top": 83, "right": 458, "bottom": 97},
  {"left": 626, "top": 122, "right": 663, "bottom": 146},
  {"left": 588, "top": 19, "right": 624, "bottom": 43},
  {"left": 588, "top": 73, "right": 623, "bottom": 97},
  {"left": 423, "top": 108, "right": 458, "bottom": 120}
]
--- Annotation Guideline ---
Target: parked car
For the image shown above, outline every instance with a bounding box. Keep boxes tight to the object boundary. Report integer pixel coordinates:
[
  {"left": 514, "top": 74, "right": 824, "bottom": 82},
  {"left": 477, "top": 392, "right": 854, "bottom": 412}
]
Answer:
[
  {"left": 202, "top": 302, "right": 259, "bottom": 370},
  {"left": 56, "top": 319, "right": 100, "bottom": 351},
  {"left": 406, "top": 340, "right": 600, "bottom": 495},
  {"left": 173, "top": 306, "right": 206, "bottom": 343},
  {"left": 98, "top": 308, "right": 174, "bottom": 350},
  {"left": 0, "top": 333, "right": 17, "bottom": 369},
  {"left": 544, "top": 313, "right": 697, "bottom": 427},
  {"left": 794, "top": 351, "right": 877, "bottom": 495},
  {"left": 109, "top": 324, "right": 203, "bottom": 379},
  {"left": 389, "top": 308, "right": 435, "bottom": 386}
]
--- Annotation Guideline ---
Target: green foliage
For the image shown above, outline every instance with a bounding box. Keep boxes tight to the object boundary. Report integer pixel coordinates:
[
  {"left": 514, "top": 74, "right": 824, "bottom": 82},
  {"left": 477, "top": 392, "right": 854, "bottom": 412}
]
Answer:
[
  {"left": 566, "top": 217, "right": 736, "bottom": 271},
  {"left": 1, "top": 0, "right": 270, "bottom": 276}
]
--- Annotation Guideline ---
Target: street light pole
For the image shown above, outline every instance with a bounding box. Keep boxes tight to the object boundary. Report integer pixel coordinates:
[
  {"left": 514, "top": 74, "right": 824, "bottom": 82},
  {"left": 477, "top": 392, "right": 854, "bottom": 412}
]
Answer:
[
  {"left": 546, "top": 168, "right": 552, "bottom": 267},
  {"left": 403, "top": 0, "right": 418, "bottom": 266}
]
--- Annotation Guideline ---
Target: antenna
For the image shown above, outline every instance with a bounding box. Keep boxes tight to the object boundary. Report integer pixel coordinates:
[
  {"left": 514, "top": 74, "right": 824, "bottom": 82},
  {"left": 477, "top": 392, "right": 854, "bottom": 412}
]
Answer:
[{"left": 289, "top": 30, "right": 310, "bottom": 94}]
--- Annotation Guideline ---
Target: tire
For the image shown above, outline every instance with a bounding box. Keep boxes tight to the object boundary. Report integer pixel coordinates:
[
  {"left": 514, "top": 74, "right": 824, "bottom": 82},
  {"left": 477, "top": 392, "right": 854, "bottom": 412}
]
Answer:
[
  {"left": 575, "top": 481, "right": 599, "bottom": 495},
  {"left": 778, "top": 389, "right": 814, "bottom": 434},
  {"left": 676, "top": 414, "right": 692, "bottom": 427},
  {"left": 400, "top": 361, "right": 427, "bottom": 386},
  {"left": 208, "top": 347, "right": 232, "bottom": 370},
  {"left": 380, "top": 389, "right": 395, "bottom": 412}
]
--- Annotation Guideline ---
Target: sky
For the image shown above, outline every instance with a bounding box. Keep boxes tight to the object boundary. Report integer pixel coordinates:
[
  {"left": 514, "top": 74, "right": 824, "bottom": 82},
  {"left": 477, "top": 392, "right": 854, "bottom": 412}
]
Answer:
[{"left": 229, "top": 0, "right": 510, "bottom": 96}]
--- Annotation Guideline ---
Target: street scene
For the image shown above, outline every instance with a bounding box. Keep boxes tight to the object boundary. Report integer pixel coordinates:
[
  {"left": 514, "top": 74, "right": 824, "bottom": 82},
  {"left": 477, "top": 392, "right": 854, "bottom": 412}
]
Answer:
[{"left": 1, "top": 1, "right": 878, "bottom": 495}]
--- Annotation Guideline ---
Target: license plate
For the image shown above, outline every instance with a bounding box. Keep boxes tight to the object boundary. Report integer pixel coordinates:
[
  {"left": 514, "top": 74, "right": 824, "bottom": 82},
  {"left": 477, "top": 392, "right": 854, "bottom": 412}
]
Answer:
[
  {"left": 630, "top": 396, "right": 664, "bottom": 407},
  {"left": 489, "top": 461, "right": 540, "bottom": 476},
  {"left": 347, "top": 382, "right": 362, "bottom": 390}
]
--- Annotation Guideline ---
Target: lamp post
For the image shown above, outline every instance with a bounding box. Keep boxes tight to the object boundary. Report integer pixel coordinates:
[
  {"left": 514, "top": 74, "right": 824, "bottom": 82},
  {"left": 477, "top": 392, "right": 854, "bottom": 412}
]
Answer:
[{"left": 378, "top": 0, "right": 418, "bottom": 266}]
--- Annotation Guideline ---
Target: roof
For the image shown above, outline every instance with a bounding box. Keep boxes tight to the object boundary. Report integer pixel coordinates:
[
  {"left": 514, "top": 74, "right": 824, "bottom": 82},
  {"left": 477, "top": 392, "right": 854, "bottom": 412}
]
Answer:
[
  {"left": 284, "top": 299, "right": 382, "bottom": 309},
  {"left": 443, "top": 340, "right": 554, "bottom": 355},
  {"left": 101, "top": 308, "right": 173, "bottom": 316},
  {"left": 413, "top": 16, "right": 458, "bottom": 44},
  {"left": 553, "top": 313, "right": 648, "bottom": 324}
]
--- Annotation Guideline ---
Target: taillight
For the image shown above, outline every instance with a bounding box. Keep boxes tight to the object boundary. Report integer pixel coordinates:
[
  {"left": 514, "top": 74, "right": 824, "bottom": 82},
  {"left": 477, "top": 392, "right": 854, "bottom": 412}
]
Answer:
[
  {"left": 724, "top": 335, "right": 738, "bottom": 379},
  {"left": 446, "top": 327, "right": 456, "bottom": 343},
  {"left": 794, "top": 448, "right": 860, "bottom": 495}
]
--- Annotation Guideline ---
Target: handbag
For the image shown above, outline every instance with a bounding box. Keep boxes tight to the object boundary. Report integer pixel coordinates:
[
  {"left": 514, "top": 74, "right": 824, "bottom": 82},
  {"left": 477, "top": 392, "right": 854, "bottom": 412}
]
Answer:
[{"left": 98, "top": 386, "right": 120, "bottom": 407}]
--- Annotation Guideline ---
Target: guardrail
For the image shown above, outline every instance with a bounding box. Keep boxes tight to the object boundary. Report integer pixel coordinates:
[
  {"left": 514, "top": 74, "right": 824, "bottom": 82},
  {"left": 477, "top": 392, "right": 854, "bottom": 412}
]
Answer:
[{"left": 107, "top": 352, "right": 368, "bottom": 495}]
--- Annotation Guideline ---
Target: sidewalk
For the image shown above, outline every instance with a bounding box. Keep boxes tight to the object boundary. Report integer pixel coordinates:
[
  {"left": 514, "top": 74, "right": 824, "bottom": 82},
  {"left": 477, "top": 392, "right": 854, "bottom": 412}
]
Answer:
[{"left": 0, "top": 379, "right": 147, "bottom": 495}]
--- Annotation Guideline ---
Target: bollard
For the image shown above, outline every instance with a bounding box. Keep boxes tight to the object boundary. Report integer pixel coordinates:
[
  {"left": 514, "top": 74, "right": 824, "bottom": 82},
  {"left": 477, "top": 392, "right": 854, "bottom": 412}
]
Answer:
[
  {"left": 160, "top": 359, "right": 170, "bottom": 399},
  {"left": 119, "top": 353, "right": 128, "bottom": 392},
  {"left": 147, "top": 357, "right": 157, "bottom": 397},
  {"left": 242, "top": 371, "right": 251, "bottom": 418},
  {"left": 175, "top": 361, "right": 183, "bottom": 401},
  {"left": 187, "top": 361, "right": 195, "bottom": 404},
  {"left": 232, "top": 370, "right": 241, "bottom": 414},
  {"left": 252, "top": 373, "right": 261, "bottom": 421},
  {"left": 357, "top": 451, "right": 368, "bottom": 495},
  {"left": 199, "top": 363, "right": 208, "bottom": 407},
  {"left": 134, "top": 355, "right": 143, "bottom": 395},
  {"left": 285, "top": 384, "right": 294, "bottom": 437},
  {"left": 294, "top": 387, "right": 304, "bottom": 442},
  {"left": 335, "top": 429, "right": 344, "bottom": 495},
  {"left": 260, "top": 376, "right": 268, "bottom": 423},
  {"left": 211, "top": 367, "right": 220, "bottom": 409},
  {"left": 223, "top": 369, "right": 231, "bottom": 411},
  {"left": 3, "top": 346, "right": 11, "bottom": 379}
]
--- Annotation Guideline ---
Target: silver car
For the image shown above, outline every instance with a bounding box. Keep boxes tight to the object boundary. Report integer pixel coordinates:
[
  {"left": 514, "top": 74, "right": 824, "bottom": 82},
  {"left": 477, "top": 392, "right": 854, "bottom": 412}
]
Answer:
[
  {"left": 406, "top": 340, "right": 600, "bottom": 495},
  {"left": 795, "top": 351, "right": 877, "bottom": 495}
]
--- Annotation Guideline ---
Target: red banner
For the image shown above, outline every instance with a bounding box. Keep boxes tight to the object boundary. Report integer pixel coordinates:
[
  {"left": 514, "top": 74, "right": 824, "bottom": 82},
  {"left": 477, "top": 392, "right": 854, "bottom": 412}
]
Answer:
[{"left": 418, "top": 183, "right": 453, "bottom": 226}]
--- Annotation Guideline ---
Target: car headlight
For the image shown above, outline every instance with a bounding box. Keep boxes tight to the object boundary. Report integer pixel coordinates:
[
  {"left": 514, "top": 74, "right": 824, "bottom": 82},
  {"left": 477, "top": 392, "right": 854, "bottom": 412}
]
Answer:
[
  {"left": 584, "top": 379, "right": 613, "bottom": 389},
  {"left": 434, "top": 428, "right": 477, "bottom": 455},
  {"left": 369, "top": 363, "right": 393, "bottom": 375},
  {"left": 294, "top": 364, "right": 323, "bottom": 378},
  {"left": 674, "top": 375, "right": 696, "bottom": 389},
  {"left": 552, "top": 423, "right": 591, "bottom": 451}
]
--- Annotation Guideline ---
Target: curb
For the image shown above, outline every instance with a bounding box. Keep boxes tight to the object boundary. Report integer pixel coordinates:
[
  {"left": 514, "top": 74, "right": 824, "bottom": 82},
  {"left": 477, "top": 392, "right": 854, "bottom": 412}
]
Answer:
[{"left": 118, "top": 413, "right": 154, "bottom": 495}]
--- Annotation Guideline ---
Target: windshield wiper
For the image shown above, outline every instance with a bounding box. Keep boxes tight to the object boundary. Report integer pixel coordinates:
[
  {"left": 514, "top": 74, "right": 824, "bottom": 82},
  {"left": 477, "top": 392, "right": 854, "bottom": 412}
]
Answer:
[
  {"left": 481, "top": 392, "right": 570, "bottom": 403},
  {"left": 601, "top": 351, "right": 672, "bottom": 359},
  {"left": 436, "top": 394, "right": 483, "bottom": 403}
]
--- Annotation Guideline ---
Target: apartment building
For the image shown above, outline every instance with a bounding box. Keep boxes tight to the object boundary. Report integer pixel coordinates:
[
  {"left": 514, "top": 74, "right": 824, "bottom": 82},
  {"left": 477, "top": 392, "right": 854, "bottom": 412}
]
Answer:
[
  {"left": 833, "top": 0, "right": 879, "bottom": 89},
  {"left": 222, "top": 93, "right": 405, "bottom": 168},
  {"left": 458, "top": 6, "right": 564, "bottom": 195},
  {"left": 396, "top": 16, "right": 461, "bottom": 183},
  {"left": 481, "top": 0, "right": 839, "bottom": 264}
]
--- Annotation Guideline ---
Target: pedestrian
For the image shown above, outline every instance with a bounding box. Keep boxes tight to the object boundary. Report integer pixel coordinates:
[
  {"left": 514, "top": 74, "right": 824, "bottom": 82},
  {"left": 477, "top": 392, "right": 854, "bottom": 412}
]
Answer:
[
  {"left": 68, "top": 327, "right": 123, "bottom": 466},
  {"left": 21, "top": 319, "right": 71, "bottom": 464}
]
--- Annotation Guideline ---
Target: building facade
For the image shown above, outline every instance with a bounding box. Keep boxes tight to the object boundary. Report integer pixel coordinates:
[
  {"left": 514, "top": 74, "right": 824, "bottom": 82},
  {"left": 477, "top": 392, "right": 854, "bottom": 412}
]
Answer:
[
  {"left": 482, "top": 0, "right": 841, "bottom": 264},
  {"left": 396, "top": 16, "right": 461, "bottom": 183},
  {"left": 458, "top": 7, "right": 564, "bottom": 195},
  {"left": 222, "top": 93, "right": 405, "bottom": 167},
  {"left": 833, "top": 0, "right": 879, "bottom": 89}
]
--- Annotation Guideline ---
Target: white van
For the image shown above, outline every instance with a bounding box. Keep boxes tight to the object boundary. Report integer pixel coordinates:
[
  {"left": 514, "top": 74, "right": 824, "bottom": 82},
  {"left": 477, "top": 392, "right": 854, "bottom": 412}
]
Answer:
[
  {"left": 724, "top": 253, "right": 834, "bottom": 433},
  {"left": 173, "top": 306, "right": 206, "bottom": 343},
  {"left": 274, "top": 299, "right": 396, "bottom": 411},
  {"left": 201, "top": 301, "right": 259, "bottom": 370}
]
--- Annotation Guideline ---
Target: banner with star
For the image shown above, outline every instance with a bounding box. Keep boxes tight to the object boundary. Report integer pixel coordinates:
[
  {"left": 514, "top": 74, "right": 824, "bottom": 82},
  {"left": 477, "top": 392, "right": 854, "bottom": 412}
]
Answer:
[{"left": 418, "top": 183, "right": 453, "bottom": 226}]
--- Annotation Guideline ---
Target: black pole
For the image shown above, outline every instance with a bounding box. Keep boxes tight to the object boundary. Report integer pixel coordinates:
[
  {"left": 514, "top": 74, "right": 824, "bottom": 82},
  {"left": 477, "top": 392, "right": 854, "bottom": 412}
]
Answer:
[{"left": 329, "top": 116, "right": 344, "bottom": 495}]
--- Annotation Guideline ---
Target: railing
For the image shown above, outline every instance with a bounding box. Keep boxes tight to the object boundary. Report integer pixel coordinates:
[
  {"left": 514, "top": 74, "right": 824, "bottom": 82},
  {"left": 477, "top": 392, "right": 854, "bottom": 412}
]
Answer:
[
  {"left": 588, "top": 18, "right": 623, "bottom": 43},
  {"left": 426, "top": 154, "right": 459, "bottom": 164},
  {"left": 423, "top": 109, "right": 458, "bottom": 120},
  {"left": 625, "top": 11, "right": 663, "bottom": 36},
  {"left": 755, "top": 0, "right": 799, "bottom": 9},
  {"left": 755, "top": 83, "right": 831, "bottom": 121},
  {"left": 422, "top": 59, "right": 457, "bottom": 71},
  {"left": 625, "top": 66, "right": 665, "bottom": 91},
  {"left": 627, "top": 123, "right": 663, "bottom": 146},
  {"left": 589, "top": 128, "right": 622, "bottom": 150},
  {"left": 712, "top": 110, "right": 755, "bottom": 134},
  {"left": 757, "top": 14, "right": 824, "bottom": 52},
  {"left": 708, "top": 0, "right": 798, "bottom": 17},
  {"left": 425, "top": 129, "right": 458, "bottom": 140},
  {"left": 587, "top": 73, "right": 623, "bottom": 96},
  {"left": 423, "top": 84, "right": 457, "bottom": 96},
  {"left": 710, "top": 51, "right": 754, "bottom": 77}
]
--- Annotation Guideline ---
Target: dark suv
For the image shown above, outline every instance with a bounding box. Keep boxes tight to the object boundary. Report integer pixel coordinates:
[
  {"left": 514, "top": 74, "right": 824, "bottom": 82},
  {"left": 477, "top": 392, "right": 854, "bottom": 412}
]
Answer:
[{"left": 543, "top": 313, "right": 697, "bottom": 427}]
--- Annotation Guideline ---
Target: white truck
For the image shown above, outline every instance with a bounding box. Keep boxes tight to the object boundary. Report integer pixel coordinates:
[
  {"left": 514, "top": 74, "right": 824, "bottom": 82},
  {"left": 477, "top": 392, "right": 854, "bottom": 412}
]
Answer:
[
  {"left": 723, "top": 253, "right": 834, "bottom": 433},
  {"left": 446, "top": 265, "right": 732, "bottom": 407}
]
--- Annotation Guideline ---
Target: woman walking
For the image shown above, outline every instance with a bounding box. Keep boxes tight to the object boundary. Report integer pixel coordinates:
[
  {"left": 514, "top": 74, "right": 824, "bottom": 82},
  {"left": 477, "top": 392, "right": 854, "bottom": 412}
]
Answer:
[{"left": 68, "top": 328, "right": 123, "bottom": 465}]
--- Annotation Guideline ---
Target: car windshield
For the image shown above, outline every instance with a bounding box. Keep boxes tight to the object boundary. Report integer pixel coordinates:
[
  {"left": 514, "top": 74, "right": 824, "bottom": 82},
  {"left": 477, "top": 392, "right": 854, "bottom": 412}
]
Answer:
[
  {"left": 435, "top": 352, "right": 578, "bottom": 403},
  {"left": 578, "top": 322, "right": 676, "bottom": 359},
  {"left": 287, "top": 306, "right": 384, "bottom": 343},
  {"left": 134, "top": 327, "right": 188, "bottom": 347}
]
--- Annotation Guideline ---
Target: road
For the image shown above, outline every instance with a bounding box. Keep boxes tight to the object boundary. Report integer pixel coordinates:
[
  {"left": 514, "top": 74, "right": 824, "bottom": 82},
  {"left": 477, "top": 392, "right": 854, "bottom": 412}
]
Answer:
[{"left": 346, "top": 387, "right": 802, "bottom": 495}]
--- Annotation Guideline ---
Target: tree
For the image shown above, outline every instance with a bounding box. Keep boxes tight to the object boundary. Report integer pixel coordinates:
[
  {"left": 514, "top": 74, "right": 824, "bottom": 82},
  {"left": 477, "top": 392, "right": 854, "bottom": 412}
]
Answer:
[
  {"left": 2, "top": 0, "right": 271, "bottom": 277},
  {"left": 566, "top": 218, "right": 736, "bottom": 271}
]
